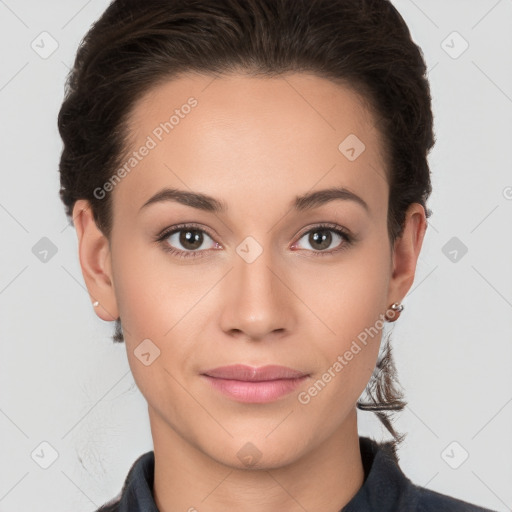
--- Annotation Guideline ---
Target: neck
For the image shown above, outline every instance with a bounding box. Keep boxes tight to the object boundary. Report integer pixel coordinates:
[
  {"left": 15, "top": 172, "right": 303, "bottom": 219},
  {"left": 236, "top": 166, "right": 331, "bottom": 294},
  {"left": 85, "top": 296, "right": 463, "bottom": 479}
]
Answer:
[{"left": 150, "top": 407, "right": 365, "bottom": 512}]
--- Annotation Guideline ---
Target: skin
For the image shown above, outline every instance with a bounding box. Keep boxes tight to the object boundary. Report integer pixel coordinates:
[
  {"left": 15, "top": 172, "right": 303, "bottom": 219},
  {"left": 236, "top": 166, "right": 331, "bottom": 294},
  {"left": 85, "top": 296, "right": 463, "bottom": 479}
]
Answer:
[{"left": 73, "top": 72, "right": 426, "bottom": 512}]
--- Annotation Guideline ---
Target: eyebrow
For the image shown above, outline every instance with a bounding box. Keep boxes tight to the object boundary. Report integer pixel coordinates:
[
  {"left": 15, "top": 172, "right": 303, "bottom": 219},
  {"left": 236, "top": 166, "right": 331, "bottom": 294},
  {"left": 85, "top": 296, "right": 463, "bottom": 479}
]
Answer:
[{"left": 139, "top": 186, "right": 369, "bottom": 214}]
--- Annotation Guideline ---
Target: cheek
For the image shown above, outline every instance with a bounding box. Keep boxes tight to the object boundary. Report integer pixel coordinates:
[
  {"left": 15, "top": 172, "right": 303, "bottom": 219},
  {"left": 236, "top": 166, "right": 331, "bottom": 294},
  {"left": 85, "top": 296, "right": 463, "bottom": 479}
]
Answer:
[
  {"left": 296, "top": 242, "right": 390, "bottom": 392},
  {"left": 111, "top": 237, "right": 202, "bottom": 338},
  {"left": 109, "top": 240, "right": 214, "bottom": 386},
  {"left": 294, "top": 246, "right": 390, "bottom": 344}
]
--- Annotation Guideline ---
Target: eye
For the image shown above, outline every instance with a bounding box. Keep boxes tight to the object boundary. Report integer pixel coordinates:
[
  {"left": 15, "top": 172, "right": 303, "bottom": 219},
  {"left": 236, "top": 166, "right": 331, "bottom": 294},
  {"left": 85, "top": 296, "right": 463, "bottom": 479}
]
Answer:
[
  {"left": 155, "top": 222, "right": 354, "bottom": 260},
  {"left": 156, "top": 224, "right": 220, "bottom": 259},
  {"left": 292, "top": 223, "right": 353, "bottom": 255}
]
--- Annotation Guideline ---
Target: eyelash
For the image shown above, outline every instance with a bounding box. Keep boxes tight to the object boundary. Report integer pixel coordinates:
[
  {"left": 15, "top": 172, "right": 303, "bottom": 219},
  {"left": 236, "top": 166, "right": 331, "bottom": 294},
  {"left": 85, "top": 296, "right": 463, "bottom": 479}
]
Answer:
[{"left": 154, "top": 222, "right": 354, "bottom": 260}]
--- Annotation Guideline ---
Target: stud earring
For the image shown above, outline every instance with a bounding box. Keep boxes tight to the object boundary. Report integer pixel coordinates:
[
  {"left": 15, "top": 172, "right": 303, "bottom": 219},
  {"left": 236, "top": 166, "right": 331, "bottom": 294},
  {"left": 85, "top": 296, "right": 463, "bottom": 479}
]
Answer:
[
  {"left": 92, "top": 301, "right": 100, "bottom": 307},
  {"left": 385, "top": 302, "right": 404, "bottom": 322}
]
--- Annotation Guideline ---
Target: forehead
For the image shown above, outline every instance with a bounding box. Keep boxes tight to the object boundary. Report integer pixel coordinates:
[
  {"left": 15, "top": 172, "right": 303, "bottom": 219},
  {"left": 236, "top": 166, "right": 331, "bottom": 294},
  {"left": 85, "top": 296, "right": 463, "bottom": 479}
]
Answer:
[{"left": 115, "top": 72, "right": 388, "bottom": 219}]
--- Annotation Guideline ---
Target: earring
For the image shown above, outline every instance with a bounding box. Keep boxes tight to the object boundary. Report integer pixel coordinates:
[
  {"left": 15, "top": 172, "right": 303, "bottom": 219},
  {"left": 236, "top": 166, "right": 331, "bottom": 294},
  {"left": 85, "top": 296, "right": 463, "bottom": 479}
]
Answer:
[
  {"left": 92, "top": 301, "right": 100, "bottom": 307},
  {"left": 385, "top": 302, "right": 404, "bottom": 322}
]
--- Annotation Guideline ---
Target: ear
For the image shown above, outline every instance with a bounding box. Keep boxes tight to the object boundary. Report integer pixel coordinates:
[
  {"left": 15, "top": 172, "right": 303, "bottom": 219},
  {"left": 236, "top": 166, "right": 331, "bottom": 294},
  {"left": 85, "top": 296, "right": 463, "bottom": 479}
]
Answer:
[
  {"left": 387, "top": 203, "right": 428, "bottom": 306},
  {"left": 72, "top": 199, "right": 119, "bottom": 322}
]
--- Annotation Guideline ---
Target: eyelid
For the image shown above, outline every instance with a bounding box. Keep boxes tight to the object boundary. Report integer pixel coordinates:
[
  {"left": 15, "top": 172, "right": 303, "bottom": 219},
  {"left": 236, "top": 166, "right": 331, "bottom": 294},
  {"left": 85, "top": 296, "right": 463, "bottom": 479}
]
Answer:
[
  {"left": 295, "top": 221, "right": 352, "bottom": 239},
  {"left": 155, "top": 222, "right": 219, "bottom": 243}
]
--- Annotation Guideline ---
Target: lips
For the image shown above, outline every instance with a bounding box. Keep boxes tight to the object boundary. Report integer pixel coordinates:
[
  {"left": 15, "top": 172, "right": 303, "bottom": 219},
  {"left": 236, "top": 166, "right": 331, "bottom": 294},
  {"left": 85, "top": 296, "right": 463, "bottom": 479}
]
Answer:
[
  {"left": 201, "top": 364, "right": 309, "bottom": 403},
  {"left": 202, "top": 364, "right": 307, "bottom": 381}
]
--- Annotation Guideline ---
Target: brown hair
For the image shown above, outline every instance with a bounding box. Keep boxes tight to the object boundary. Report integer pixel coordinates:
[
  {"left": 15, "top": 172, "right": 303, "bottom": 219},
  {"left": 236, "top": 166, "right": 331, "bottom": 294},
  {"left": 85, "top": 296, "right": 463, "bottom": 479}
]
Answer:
[{"left": 58, "top": 0, "right": 435, "bottom": 449}]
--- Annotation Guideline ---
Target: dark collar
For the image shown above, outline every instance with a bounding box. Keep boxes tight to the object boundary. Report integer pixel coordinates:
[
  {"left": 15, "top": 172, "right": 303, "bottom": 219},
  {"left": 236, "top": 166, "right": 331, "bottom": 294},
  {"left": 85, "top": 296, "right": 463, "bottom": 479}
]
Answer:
[
  {"left": 341, "top": 436, "right": 414, "bottom": 511},
  {"left": 98, "top": 436, "right": 489, "bottom": 512}
]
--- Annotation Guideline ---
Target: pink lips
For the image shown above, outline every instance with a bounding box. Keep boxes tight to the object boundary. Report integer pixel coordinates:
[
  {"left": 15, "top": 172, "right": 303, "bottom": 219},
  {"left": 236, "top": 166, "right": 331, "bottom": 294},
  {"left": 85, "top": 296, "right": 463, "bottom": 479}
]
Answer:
[{"left": 201, "top": 364, "right": 309, "bottom": 403}]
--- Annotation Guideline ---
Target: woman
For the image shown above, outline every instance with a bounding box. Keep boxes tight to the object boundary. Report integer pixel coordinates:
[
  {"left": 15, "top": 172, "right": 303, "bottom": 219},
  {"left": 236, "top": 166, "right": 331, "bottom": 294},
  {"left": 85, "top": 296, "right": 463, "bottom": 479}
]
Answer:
[{"left": 58, "top": 0, "right": 497, "bottom": 510}]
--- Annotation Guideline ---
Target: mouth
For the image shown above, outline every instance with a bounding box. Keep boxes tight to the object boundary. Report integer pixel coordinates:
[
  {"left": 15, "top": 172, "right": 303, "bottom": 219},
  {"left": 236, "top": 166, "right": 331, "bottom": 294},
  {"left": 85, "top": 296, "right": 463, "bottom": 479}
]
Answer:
[{"left": 200, "top": 364, "right": 310, "bottom": 403}]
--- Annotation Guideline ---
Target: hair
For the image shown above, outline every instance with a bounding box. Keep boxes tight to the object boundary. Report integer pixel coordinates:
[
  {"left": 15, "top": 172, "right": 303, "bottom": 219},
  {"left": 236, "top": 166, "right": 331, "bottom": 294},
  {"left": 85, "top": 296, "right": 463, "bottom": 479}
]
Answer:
[{"left": 58, "top": 0, "right": 435, "bottom": 450}]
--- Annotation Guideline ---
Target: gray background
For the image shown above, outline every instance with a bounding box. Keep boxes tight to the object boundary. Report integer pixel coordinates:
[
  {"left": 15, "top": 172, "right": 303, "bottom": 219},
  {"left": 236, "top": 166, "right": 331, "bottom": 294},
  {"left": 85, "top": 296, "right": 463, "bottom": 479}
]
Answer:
[{"left": 0, "top": 0, "right": 511, "bottom": 511}]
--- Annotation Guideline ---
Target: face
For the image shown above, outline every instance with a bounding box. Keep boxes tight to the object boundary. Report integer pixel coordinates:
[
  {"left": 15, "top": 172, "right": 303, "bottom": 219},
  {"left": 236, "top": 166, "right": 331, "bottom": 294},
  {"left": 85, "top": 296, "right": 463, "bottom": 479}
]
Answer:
[{"left": 75, "top": 72, "right": 425, "bottom": 470}]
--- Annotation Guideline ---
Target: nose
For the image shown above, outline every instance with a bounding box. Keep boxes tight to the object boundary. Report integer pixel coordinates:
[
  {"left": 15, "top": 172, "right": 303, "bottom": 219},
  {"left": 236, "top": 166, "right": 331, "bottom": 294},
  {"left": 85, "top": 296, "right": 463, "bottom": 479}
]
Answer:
[{"left": 218, "top": 243, "right": 297, "bottom": 342}]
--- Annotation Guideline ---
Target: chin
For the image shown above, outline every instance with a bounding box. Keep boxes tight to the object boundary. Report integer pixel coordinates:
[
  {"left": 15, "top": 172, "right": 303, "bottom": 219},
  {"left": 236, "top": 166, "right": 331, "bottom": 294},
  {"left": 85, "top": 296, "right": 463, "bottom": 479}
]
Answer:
[{"left": 207, "top": 437, "right": 304, "bottom": 471}]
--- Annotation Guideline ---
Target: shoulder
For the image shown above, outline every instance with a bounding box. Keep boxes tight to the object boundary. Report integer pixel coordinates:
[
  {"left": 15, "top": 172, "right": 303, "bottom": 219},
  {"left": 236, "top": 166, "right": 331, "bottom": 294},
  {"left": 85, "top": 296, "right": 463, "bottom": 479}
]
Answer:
[
  {"left": 352, "top": 436, "right": 497, "bottom": 512},
  {"left": 95, "top": 498, "right": 120, "bottom": 512},
  {"left": 94, "top": 493, "right": 122, "bottom": 512},
  {"left": 93, "top": 451, "right": 156, "bottom": 512},
  {"left": 408, "top": 480, "right": 497, "bottom": 512}
]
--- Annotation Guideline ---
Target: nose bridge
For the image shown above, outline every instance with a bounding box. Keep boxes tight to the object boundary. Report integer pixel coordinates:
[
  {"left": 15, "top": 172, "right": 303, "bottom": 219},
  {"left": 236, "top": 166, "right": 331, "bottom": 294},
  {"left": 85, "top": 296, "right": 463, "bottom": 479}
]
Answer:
[{"left": 219, "top": 234, "right": 293, "bottom": 339}]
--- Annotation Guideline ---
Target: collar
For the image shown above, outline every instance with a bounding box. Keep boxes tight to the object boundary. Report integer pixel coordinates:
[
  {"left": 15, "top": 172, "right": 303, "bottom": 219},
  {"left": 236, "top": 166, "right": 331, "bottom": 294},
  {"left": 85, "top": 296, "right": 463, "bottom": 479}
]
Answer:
[{"left": 104, "top": 436, "right": 415, "bottom": 512}]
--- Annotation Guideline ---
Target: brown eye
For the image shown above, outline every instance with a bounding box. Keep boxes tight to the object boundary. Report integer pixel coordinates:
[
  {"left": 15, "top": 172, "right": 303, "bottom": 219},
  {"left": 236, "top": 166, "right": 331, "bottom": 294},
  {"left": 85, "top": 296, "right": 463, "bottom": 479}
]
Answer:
[
  {"left": 178, "top": 229, "right": 204, "bottom": 250},
  {"left": 293, "top": 225, "right": 352, "bottom": 254},
  {"left": 162, "top": 227, "right": 217, "bottom": 254},
  {"left": 308, "top": 229, "right": 333, "bottom": 250}
]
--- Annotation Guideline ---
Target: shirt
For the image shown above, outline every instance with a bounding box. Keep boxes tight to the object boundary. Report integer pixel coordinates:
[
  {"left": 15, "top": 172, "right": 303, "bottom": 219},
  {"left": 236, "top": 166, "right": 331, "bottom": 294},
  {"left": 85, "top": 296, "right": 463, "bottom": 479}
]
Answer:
[{"left": 96, "top": 436, "right": 497, "bottom": 511}]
